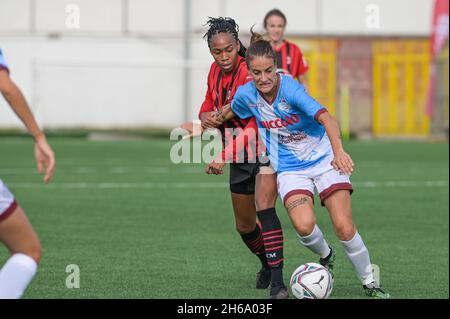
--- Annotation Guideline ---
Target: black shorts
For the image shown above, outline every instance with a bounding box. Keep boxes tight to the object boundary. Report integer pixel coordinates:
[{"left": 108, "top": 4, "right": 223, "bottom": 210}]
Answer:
[{"left": 229, "top": 159, "right": 271, "bottom": 195}]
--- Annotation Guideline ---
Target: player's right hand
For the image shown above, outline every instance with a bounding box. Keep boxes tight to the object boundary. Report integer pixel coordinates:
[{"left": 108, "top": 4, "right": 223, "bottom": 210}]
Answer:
[
  {"left": 201, "top": 112, "right": 222, "bottom": 130},
  {"left": 34, "top": 134, "right": 55, "bottom": 183},
  {"left": 331, "top": 149, "right": 354, "bottom": 175},
  {"left": 205, "top": 160, "right": 226, "bottom": 175}
]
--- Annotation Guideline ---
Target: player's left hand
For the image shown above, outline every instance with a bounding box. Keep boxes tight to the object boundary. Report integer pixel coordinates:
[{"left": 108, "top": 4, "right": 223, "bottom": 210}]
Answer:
[
  {"left": 205, "top": 160, "right": 226, "bottom": 175},
  {"left": 331, "top": 149, "right": 354, "bottom": 175},
  {"left": 34, "top": 134, "right": 55, "bottom": 183},
  {"left": 201, "top": 112, "right": 223, "bottom": 130}
]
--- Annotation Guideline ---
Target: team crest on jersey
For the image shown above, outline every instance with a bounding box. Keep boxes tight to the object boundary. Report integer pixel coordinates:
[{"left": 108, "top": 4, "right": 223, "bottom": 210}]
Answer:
[{"left": 278, "top": 98, "right": 291, "bottom": 113}]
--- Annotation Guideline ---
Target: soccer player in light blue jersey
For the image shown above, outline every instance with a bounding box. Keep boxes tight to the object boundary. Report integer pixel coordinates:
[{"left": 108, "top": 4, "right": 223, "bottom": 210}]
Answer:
[
  {"left": 211, "top": 31, "right": 390, "bottom": 299},
  {"left": 0, "top": 48, "right": 55, "bottom": 298}
]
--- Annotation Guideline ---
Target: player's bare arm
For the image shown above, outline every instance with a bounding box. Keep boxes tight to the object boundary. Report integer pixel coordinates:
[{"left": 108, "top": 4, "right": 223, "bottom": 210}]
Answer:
[
  {"left": 205, "top": 113, "right": 256, "bottom": 176},
  {"left": 0, "top": 70, "right": 42, "bottom": 139},
  {"left": 216, "top": 103, "right": 236, "bottom": 123},
  {"left": 0, "top": 69, "right": 55, "bottom": 183},
  {"left": 200, "top": 111, "right": 222, "bottom": 129},
  {"left": 200, "top": 104, "right": 236, "bottom": 132},
  {"left": 317, "top": 111, "right": 354, "bottom": 175}
]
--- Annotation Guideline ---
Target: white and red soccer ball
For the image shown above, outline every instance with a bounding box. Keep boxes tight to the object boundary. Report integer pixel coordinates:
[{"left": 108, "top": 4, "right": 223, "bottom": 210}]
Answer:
[{"left": 290, "top": 263, "right": 333, "bottom": 299}]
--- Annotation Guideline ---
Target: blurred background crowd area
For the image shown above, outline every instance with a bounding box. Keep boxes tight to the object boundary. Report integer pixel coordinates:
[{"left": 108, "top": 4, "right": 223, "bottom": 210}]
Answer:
[{"left": 0, "top": 0, "right": 448, "bottom": 139}]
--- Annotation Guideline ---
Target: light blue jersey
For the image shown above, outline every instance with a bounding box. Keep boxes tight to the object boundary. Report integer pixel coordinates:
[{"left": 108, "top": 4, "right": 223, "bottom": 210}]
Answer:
[
  {"left": 0, "top": 48, "right": 9, "bottom": 71},
  {"left": 231, "top": 74, "right": 332, "bottom": 173}
]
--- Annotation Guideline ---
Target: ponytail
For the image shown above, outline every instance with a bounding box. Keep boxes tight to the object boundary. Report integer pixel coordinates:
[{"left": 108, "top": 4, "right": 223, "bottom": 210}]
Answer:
[{"left": 245, "top": 27, "right": 276, "bottom": 67}]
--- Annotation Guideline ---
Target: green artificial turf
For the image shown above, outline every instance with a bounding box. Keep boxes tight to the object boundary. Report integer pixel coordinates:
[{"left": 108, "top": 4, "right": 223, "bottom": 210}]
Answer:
[{"left": 0, "top": 137, "right": 448, "bottom": 299}]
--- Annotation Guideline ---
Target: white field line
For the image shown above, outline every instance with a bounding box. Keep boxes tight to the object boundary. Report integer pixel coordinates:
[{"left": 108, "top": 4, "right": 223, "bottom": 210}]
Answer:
[
  {"left": 5, "top": 180, "right": 448, "bottom": 189},
  {"left": 0, "top": 166, "right": 201, "bottom": 175},
  {"left": 0, "top": 161, "right": 439, "bottom": 175}
]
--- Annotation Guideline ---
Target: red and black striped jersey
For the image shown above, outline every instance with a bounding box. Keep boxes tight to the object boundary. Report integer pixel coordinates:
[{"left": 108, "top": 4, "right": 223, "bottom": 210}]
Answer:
[
  {"left": 273, "top": 40, "right": 309, "bottom": 80},
  {"left": 199, "top": 56, "right": 251, "bottom": 121},
  {"left": 198, "top": 56, "right": 258, "bottom": 163}
]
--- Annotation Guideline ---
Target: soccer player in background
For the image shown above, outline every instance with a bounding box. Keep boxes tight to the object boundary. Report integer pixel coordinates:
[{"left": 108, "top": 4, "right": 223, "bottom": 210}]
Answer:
[
  {"left": 199, "top": 18, "right": 288, "bottom": 299},
  {"left": 215, "top": 31, "right": 390, "bottom": 298},
  {"left": 0, "top": 48, "right": 55, "bottom": 298},
  {"left": 263, "top": 9, "right": 309, "bottom": 86}
]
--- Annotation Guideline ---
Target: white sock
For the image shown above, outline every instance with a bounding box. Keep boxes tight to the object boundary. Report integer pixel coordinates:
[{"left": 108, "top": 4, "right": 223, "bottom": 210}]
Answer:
[
  {"left": 0, "top": 253, "right": 38, "bottom": 299},
  {"left": 298, "top": 224, "right": 331, "bottom": 258},
  {"left": 340, "top": 232, "right": 375, "bottom": 285}
]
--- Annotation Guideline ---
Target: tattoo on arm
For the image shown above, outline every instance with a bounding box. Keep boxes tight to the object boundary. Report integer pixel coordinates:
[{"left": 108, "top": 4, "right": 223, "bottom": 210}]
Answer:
[
  {"left": 216, "top": 109, "right": 225, "bottom": 123},
  {"left": 286, "top": 197, "right": 309, "bottom": 213}
]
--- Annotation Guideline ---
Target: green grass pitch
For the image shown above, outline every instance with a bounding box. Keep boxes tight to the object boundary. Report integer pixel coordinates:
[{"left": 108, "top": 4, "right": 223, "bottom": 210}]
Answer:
[{"left": 0, "top": 137, "right": 448, "bottom": 298}]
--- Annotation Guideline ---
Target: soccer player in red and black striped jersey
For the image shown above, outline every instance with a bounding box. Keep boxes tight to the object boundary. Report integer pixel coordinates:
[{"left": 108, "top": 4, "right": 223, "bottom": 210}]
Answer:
[
  {"left": 199, "top": 18, "right": 288, "bottom": 299},
  {"left": 264, "top": 9, "right": 309, "bottom": 86}
]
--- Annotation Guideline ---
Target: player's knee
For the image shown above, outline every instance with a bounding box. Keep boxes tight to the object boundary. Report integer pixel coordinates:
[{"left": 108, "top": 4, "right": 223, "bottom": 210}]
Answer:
[
  {"left": 295, "top": 220, "right": 316, "bottom": 237},
  {"left": 335, "top": 224, "right": 356, "bottom": 241},
  {"left": 235, "top": 222, "right": 255, "bottom": 234}
]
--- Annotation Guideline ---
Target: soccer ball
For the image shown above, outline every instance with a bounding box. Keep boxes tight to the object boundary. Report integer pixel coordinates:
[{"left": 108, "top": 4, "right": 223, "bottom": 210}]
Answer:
[{"left": 290, "top": 262, "right": 333, "bottom": 299}]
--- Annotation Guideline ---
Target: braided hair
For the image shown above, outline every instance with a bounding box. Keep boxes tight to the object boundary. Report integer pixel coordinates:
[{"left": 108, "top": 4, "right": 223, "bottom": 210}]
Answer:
[{"left": 203, "top": 17, "right": 247, "bottom": 58}]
